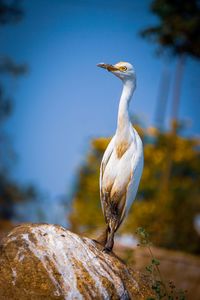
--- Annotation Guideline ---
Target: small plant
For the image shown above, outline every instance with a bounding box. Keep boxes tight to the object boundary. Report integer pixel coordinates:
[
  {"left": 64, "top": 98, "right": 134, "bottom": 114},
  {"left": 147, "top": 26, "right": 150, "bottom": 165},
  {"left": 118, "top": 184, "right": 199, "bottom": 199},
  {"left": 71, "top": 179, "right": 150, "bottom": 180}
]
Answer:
[{"left": 135, "top": 227, "right": 187, "bottom": 300}]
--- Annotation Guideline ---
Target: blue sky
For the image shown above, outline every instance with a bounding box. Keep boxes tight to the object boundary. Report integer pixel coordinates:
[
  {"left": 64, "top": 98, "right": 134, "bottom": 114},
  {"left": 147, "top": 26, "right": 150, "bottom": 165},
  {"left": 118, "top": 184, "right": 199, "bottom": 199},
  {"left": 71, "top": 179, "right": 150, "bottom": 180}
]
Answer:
[{"left": 1, "top": 0, "right": 200, "bottom": 203}]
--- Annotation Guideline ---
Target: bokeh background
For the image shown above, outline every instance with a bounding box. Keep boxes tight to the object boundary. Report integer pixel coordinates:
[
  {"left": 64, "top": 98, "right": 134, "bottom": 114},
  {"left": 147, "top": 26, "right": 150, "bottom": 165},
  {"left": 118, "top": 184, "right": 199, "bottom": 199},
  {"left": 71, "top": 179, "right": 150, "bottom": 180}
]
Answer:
[{"left": 0, "top": 0, "right": 200, "bottom": 298}]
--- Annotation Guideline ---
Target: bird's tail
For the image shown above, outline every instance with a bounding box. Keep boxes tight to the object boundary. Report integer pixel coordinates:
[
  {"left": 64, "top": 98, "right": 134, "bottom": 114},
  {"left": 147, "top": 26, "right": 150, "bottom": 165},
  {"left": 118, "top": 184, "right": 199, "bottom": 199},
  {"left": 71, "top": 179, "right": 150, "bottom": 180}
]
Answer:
[{"left": 94, "top": 226, "right": 108, "bottom": 247}]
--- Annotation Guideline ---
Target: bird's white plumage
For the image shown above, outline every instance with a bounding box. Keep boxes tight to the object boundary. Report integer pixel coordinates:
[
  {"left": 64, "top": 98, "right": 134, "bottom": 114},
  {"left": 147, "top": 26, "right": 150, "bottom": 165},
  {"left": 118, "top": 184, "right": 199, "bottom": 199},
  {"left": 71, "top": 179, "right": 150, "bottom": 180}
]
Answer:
[
  {"left": 100, "top": 125, "right": 143, "bottom": 224},
  {"left": 126, "top": 127, "right": 143, "bottom": 211},
  {"left": 98, "top": 61, "right": 144, "bottom": 249}
]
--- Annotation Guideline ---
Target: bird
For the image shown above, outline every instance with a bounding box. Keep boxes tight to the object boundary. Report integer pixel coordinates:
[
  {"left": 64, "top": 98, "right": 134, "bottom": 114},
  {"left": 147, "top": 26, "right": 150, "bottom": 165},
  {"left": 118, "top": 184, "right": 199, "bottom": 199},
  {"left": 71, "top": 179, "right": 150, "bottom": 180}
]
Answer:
[{"left": 97, "top": 61, "right": 144, "bottom": 252}]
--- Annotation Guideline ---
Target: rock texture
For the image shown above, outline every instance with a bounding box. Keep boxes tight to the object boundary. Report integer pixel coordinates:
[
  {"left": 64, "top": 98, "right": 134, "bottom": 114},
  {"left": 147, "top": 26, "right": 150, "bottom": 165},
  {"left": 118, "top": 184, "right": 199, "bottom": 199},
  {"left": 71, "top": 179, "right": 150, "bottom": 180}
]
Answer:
[{"left": 0, "top": 223, "right": 153, "bottom": 300}]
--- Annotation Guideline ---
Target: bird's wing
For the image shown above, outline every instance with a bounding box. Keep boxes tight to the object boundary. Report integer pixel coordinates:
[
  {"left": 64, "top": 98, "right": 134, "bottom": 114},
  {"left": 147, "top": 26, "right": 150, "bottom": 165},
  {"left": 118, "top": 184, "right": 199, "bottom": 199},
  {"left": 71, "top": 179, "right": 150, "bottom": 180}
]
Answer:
[
  {"left": 100, "top": 136, "right": 115, "bottom": 219},
  {"left": 115, "top": 129, "right": 143, "bottom": 226},
  {"left": 125, "top": 132, "right": 144, "bottom": 216},
  {"left": 100, "top": 129, "right": 143, "bottom": 227}
]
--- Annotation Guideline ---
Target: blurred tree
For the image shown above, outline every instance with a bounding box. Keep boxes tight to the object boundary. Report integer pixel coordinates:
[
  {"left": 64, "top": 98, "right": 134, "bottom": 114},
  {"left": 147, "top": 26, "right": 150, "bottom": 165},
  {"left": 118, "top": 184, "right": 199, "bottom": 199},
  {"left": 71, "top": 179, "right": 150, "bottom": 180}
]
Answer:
[
  {"left": 141, "top": 0, "right": 200, "bottom": 207},
  {"left": 0, "top": 0, "right": 23, "bottom": 25},
  {"left": 141, "top": 0, "right": 200, "bottom": 125},
  {"left": 69, "top": 138, "right": 110, "bottom": 234},
  {"left": 126, "top": 129, "right": 200, "bottom": 254},
  {"left": 0, "top": 0, "right": 26, "bottom": 174},
  {"left": 154, "top": 65, "right": 171, "bottom": 130},
  {"left": 69, "top": 127, "right": 200, "bottom": 254},
  {"left": 0, "top": 0, "right": 38, "bottom": 227},
  {"left": 141, "top": 0, "right": 200, "bottom": 58}
]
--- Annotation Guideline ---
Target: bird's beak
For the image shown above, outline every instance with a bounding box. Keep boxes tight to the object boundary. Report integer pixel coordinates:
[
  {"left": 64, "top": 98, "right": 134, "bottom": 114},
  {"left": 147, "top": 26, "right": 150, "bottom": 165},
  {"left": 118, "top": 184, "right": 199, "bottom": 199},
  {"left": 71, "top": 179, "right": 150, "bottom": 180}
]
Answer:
[{"left": 97, "top": 63, "right": 119, "bottom": 72}]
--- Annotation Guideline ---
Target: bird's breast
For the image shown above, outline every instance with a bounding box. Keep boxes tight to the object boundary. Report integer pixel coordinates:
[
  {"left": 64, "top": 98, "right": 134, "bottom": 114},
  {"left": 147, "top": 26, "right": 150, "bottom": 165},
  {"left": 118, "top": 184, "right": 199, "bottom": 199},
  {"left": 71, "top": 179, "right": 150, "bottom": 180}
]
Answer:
[
  {"left": 115, "top": 140, "right": 130, "bottom": 159},
  {"left": 115, "top": 126, "right": 133, "bottom": 159},
  {"left": 102, "top": 151, "right": 119, "bottom": 193},
  {"left": 102, "top": 145, "right": 132, "bottom": 197}
]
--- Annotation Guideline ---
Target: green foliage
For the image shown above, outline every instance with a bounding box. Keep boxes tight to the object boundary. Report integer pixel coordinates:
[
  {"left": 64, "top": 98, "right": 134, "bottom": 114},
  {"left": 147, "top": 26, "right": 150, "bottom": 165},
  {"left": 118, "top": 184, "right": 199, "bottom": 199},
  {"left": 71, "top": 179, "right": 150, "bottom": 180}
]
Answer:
[
  {"left": 141, "top": 0, "right": 200, "bottom": 58},
  {"left": 136, "top": 227, "right": 187, "bottom": 300},
  {"left": 69, "top": 127, "right": 200, "bottom": 254}
]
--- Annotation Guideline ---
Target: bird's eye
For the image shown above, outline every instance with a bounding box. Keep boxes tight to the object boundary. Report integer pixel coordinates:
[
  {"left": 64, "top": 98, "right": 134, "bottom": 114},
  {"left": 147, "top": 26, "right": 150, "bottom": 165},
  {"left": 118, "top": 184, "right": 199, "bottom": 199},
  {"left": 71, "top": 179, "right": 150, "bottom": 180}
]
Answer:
[{"left": 120, "top": 66, "right": 127, "bottom": 72}]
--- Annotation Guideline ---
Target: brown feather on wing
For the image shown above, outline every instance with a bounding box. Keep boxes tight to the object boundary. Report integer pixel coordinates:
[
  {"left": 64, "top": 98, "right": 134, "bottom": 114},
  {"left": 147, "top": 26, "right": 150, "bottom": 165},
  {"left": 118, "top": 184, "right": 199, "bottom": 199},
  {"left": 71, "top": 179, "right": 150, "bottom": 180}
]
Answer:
[
  {"left": 100, "top": 137, "right": 134, "bottom": 231},
  {"left": 101, "top": 171, "right": 132, "bottom": 231},
  {"left": 100, "top": 145, "right": 114, "bottom": 221}
]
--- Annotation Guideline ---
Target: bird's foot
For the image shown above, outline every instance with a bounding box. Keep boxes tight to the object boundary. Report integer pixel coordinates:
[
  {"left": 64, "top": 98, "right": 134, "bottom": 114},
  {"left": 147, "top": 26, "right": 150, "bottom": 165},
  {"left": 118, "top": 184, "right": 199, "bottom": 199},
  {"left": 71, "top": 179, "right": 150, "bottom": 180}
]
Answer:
[{"left": 102, "top": 247, "right": 112, "bottom": 253}]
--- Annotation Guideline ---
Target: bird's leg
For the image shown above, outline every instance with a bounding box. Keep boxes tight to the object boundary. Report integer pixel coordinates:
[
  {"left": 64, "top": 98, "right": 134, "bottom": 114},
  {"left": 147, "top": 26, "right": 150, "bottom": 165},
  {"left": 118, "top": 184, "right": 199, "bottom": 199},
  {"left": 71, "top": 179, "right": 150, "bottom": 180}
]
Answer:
[
  {"left": 103, "top": 215, "right": 118, "bottom": 252},
  {"left": 104, "top": 227, "right": 115, "bottom": 252},
  {"left": 103, "top": 200, "right": 121, "bottom": 252}
]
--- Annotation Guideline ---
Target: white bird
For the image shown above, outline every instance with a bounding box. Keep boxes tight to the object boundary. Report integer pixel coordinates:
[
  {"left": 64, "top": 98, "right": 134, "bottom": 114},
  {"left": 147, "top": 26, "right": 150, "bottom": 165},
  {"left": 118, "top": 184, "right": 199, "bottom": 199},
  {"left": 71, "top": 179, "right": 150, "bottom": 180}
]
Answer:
[{"left": 97, "top": 61, "right": 144, "bottom": 252}]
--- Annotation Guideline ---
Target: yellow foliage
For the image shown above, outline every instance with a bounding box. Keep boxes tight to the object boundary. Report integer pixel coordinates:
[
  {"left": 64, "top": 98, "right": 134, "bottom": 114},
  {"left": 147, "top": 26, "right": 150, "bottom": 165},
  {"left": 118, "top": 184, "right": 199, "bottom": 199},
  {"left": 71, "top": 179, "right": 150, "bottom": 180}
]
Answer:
[{"left": 69, "top": 127, "right": 200, "bottom": 254}]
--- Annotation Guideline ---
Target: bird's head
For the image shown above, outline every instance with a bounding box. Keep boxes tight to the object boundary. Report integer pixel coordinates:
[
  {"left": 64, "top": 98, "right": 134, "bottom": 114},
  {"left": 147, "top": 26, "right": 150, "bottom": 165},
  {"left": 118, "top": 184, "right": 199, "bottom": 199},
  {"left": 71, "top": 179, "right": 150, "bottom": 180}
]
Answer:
[{"left": 97, "top": 61, "right": 136, "bottom": 83}]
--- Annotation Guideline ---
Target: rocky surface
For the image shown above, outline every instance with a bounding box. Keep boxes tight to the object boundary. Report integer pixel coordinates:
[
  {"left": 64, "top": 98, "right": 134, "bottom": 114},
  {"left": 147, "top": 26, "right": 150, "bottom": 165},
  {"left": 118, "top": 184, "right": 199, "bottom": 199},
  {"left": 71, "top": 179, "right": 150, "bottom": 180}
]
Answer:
[{"left": 0, "top": 223, "right": 153, "bottom": 300}]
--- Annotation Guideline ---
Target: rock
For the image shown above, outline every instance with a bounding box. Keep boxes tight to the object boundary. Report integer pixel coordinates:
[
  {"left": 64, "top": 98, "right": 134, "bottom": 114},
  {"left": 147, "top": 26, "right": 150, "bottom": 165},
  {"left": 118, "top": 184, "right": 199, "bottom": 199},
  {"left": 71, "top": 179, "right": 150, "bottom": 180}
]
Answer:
[{"left": 0, "top": 223, "right": 153, "bottom": 300}]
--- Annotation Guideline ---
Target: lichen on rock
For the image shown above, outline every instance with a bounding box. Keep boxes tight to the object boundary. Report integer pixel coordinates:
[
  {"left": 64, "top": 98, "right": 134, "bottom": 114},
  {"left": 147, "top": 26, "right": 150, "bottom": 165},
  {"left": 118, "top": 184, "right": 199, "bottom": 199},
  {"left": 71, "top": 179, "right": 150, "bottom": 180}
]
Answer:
[{"left": 0, "top": 223, "right": 153, "bottom": 299}]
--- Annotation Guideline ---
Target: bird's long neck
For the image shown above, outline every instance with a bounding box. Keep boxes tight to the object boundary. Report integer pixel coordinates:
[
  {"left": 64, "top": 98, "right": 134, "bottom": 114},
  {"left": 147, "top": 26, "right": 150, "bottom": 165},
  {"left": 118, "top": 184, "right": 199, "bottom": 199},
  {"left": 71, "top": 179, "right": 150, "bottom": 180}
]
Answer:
[{"left": 116, "top": 79, "right": 135, "bottom": 134}]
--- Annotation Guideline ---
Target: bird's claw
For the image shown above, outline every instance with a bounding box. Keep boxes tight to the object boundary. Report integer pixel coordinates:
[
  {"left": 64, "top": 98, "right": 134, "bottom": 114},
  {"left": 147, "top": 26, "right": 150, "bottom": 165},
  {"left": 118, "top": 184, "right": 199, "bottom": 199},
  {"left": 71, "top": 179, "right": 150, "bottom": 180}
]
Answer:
[{"left": 102, "top": 247, "right": 111, "bottom": 253}]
